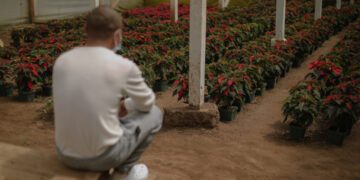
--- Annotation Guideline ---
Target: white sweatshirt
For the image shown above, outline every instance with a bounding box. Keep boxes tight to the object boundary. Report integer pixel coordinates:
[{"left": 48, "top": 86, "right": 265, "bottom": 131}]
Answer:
[{"left": 53, "top": 46, "right": 155, "bottom": 158}]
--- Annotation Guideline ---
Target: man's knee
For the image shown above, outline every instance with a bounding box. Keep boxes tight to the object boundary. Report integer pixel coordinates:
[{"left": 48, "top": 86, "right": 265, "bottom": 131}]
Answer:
[{"left": 150, "top": 105, "right": 163, "bottom": 131}]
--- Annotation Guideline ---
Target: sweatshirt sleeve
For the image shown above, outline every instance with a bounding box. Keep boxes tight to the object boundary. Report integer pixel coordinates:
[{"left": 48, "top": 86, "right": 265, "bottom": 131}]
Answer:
[{"left": 122, "top": 64, "right": 155, "bottom": 112}]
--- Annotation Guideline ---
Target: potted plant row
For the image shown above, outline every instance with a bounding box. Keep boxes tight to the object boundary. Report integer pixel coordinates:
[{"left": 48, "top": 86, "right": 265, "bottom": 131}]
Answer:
[{"left": 282, "top": 17, "right": 360, "bottom": 144}]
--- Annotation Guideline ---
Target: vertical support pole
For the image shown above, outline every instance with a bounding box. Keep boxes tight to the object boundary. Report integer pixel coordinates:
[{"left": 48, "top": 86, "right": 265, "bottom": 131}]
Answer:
[
  {"left": 171, "top": 0, "right": 178, "bottom": 23},
  {"left": 315, "top": 0, "right": 322, "bottom": 21},
  {"left": 111, "top": 0, "right": 121, "bottom": 8},
  {"left": 336, "top": 0, "right": 341, "bottom": 9},
  {"left": 219, "top": 0, "right": 225, "bottom": 10},
  {"left": 271, "top": 0, "right": 287, "bottom": 46},
  {"left": 350, "top": 0, "right": 354, "bottom": 5},
  {"left": 224, "top": 0, "right": 230, "bottom": 7},
  {"left": 189, "top": 0, "right": 206, "bottom": 109},
  {"left": 28, "top": 0, "right": 35, "bottom": 23}
]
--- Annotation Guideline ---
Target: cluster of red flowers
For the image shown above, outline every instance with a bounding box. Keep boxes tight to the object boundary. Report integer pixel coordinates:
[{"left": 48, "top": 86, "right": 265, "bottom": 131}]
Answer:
[
  {"left": 324, "top": 94, "right": 360, "bottom": 109},
  {"left": 308, "top": 60, "right": 341, "bottom": 76},
  {"left": 122, "top": 3, "right": 218, "bottom": 19}
]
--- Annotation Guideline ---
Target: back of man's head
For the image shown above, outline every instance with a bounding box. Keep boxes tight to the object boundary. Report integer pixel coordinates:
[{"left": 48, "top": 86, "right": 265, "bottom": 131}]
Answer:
[{"left": 86, "top": 6, "right": 122, "bottom": 41}]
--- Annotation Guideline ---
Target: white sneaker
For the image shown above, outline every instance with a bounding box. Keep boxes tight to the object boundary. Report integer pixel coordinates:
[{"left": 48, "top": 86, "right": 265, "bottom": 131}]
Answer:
[{"left": 124, "top": 164, "right": 149, "bottom": 180}]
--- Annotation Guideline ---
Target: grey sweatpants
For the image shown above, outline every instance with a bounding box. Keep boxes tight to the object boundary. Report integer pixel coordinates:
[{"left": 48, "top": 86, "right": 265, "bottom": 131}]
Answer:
[{"left": 56, "top": 106, "right": 163, "bottom": 172}]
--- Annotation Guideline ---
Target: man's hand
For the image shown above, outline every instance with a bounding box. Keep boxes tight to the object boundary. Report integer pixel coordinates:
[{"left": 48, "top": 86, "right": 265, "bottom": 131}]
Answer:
[{"left": 119, "top": 100, "right": 129, "bottom": 118}]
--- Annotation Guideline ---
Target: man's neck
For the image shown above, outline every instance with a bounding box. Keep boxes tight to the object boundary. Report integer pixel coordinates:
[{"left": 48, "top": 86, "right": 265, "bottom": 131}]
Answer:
[{"left": 86, "top": 39, "right": 112, "bottom": 50}]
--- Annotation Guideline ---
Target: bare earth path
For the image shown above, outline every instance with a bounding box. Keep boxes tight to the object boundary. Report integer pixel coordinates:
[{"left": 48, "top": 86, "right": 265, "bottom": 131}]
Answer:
[{"left": 0, "top": 30, "right": 359, "bottom": 179}]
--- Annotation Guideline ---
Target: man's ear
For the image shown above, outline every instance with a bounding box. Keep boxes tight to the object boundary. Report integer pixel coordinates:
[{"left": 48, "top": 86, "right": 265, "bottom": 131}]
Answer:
[
  {"left": 114, "top": 29, "right": 122, "bottom": 45},
  {"left": 110, "top": 34, "right": 116, "bottom": 47}
]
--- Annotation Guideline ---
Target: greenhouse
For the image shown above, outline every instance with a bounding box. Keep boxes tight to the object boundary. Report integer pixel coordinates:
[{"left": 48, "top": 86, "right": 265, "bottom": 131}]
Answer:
[{"left": 0, "top": 0, "right": 359, "bottom": 179}]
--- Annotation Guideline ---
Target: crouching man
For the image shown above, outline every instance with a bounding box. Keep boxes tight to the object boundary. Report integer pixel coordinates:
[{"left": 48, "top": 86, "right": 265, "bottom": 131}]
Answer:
[{"left": 53, "top": 6, "right": 163, "bottom": 180}]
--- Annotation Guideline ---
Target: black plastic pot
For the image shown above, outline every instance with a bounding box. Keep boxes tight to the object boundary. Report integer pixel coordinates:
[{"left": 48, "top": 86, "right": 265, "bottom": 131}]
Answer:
[
  {"left": 153, "top": 80, "right": 168, "bottom": 92},
  {"left": 204, "top": 95, "right": 210, "bottom": 102},
  {"left": 336, "top": 114, "right": 354, "bottom": 137},
  {"left": 289, "top": 123, "right": 306, "bottom": 139},
  {"left": 245, "top": 91, "right": 256, "bottom": 103},
  {"left": 19, "top": 91, "right": 36, "bottom": 102},
  {"left": 233, "top": 101, "right": 244, "bottom": 113},
  {"left": 266, "top": 77, "right": 278, "bottom": 89},
  {"left": 219, "top": 106, "right": 238, "bottom": 122},
  {"left": 0, "top": 83, "right": 14, "bottom": 96},
  {"left": 346, "top": 124, "right": 353, "bottom": 136},
  {"left": 42, "top": 86, "right": 52, "bottom": 96},
  {"left": 256, "top": 84, "right": 266, "bottom": 96},
  {"left": 292, "top": 59, "right": 302, "bottom": 68},
  {"left": 286, "top": 63, "right": 292, "bottom": 73},
  {"left": 281, "top": 70, "right": 286, "bottom": 78},
  {"left": 327, "top": 128, "right": 346, "bottom": 146}
]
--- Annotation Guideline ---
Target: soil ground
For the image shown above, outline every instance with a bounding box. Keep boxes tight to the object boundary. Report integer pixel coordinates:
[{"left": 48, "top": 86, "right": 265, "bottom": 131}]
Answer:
[{"left": 1, "top": 31, "right": 359, "bottom": 179}]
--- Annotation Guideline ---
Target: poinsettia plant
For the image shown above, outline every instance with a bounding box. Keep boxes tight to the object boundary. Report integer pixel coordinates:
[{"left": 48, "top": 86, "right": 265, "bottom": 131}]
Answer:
[
  {"left": 326, "top": 40, "right": 359, "bottom": 71},
  {"left": 240, "top": 64, "right": 264, "bottom": 93},
  {"left": 247, "top": 53, "right": 283, "bottom": 81},
  {"left": 206, "top": 62, "right": 260, "bottom": 105},
  {"left": 139, "top": 63, "right": 156, "bottom": 87},
  {"left": 231, "top": 68, "right": 256, "bottom": 103},
  {"left": 283, "top": 78, "right": 325, "bottom": 128},
  {"left": 23, "top": 27, "right": 39, "bottom": 43},
  {"left": 283, "top": 89, "right": 321, "bottom": 128},
  {"left": 206, "top": 58, "right": 233, "bottom": 75},
  {"left": 207, "top": 73, "right": 243, "bottom": 110},
  {"left": 306, "top": 58, "right": 342, "bottom": 87},
  {"left": 271, "top": 40, "right": 296, "bottom": 71},
  {"left": 14, "top": 57, "right": 40, "bottom": 92},
  {"left": 0, "top": 58, "right": 13, "bottom": 86},
  {"left": 152, "top": 54, "right": 176, "bottom": 81},
  {"left": 11, "top": 30, "right": 22, "bottom": 48},
  {"left": 37, "top": 56, "right": 54, "bottom": 87},
  {"left": 37, "top": 27, "right": 50, "bottom": 38},
  {"left": 291, "top": 78, "right": 326, "bottom": 97},
  {"left": 171, "top": 47, "right": 189, "bottom": 74},
  {"left": 206, "top": 35, "right": 226, "bottom": 64},
  {"left": 173, "top": 74, "right": 189, "bottom": 101},
  {"left": 322, "top": 93, "right": 360, "bottom": 132},
  {"left": 0, "top": 47, "right": 17, "bottom": 59}
]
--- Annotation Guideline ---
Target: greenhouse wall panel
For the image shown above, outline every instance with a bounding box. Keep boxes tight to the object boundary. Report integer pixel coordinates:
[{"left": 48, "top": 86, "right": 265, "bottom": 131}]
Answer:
[
  {"left": 0, "top": 0, "right": 128, "bottom": 25},
  {"left": 34, "top": 0, "right": 96, "bottom": 22},
  {"left": 0, "top": 0, "right": 29, "bottom": 25}
]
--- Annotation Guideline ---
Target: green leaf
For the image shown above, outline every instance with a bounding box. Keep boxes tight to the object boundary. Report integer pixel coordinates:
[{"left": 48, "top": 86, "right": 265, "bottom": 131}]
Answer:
[{"left": 299, "top": 102, "right": 305, "bottom": 111}]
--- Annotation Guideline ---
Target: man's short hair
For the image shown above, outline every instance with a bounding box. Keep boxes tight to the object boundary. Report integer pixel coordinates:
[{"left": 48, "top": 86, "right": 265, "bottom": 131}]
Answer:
[{"left": 86, "top": 6, "right": 123, "bottom": 40}]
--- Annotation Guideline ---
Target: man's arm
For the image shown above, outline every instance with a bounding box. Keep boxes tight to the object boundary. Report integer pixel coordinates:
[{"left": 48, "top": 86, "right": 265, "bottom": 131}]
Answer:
[
  {"left": 122, "top": 64, "right": 155, "bottom": 112},
  {"left": 118, "top": 100, "right": 128, "bottom": 118}
]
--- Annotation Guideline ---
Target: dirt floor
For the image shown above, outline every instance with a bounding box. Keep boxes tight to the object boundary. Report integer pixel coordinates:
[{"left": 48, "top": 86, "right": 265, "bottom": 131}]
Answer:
[{"left": 1, "top": 31, "right": 360, "bottom": 179}]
